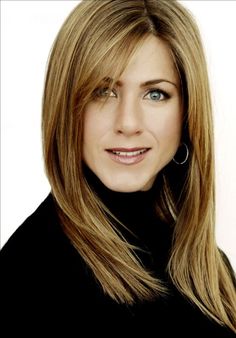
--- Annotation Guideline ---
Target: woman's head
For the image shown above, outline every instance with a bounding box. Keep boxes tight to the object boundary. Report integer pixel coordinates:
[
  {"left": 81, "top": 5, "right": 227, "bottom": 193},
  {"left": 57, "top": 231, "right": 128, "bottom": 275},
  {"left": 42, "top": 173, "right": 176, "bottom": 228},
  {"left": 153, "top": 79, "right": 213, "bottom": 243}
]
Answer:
[
  {"left": 83, "top": 35, "right": 182, "bottom": 192},
  {"left": 43, "top": 0, "right": 213, "bottom": 205}
]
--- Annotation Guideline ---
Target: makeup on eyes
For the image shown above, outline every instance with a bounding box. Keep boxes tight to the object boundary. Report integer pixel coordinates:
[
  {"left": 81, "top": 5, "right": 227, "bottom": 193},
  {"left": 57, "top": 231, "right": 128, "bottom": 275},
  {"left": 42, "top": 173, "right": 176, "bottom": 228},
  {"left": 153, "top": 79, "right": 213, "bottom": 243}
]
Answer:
[
  {"left": 93, "top": 86, "right": 171, "bottom": 102},
  {"left": 143, "top": 88, "right": 170, "bottom": 101}
]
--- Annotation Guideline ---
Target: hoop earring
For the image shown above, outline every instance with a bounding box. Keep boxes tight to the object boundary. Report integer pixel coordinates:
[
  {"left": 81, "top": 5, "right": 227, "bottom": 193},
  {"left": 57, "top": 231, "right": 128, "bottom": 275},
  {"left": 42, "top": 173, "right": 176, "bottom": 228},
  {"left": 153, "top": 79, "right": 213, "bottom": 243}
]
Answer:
[{"left": 173, "top": 142, "right": 189, "bottom": 165}]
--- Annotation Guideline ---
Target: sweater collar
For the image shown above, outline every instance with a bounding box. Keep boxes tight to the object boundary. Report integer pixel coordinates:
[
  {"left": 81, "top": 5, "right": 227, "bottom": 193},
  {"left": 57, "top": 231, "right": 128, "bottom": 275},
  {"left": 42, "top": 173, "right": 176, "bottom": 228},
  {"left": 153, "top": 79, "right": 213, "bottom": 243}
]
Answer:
[
  {"left": 83, "top": 164, "right": 173, "bottom": 275},
  {"left": 83, "top": 164, "right": 157, "bottom": 222}
]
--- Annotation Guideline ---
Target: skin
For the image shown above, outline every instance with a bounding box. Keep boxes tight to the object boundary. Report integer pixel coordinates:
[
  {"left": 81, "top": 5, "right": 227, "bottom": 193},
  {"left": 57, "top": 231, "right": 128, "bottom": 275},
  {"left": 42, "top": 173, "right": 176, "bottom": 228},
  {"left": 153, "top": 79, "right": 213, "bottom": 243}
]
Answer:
[{"left": 83, "top": 35, "right": 183, "bottom": 192}]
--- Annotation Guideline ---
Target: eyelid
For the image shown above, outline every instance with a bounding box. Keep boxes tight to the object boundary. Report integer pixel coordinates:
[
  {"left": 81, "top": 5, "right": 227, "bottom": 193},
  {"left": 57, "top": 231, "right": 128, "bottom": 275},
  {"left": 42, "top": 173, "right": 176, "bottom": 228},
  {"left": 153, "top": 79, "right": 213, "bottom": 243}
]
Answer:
[{"left": 93, "top": 87, "right": 117, "bottom": 98}]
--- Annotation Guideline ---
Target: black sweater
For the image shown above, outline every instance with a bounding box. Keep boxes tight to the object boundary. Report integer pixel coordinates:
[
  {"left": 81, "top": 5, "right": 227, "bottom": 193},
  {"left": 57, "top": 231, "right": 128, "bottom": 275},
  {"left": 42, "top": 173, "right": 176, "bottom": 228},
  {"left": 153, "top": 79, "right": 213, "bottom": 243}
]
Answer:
[{"left": 1, "top": 174, "right": 235, "bottom": 337}]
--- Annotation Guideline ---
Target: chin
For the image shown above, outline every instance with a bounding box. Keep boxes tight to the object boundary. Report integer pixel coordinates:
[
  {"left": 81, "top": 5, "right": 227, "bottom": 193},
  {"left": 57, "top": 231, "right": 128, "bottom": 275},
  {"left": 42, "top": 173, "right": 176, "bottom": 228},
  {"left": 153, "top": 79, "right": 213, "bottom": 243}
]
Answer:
[
  {"left": 107, "top": 185, "right": 140, "bottom": 193},
  {"left": 101, "top": 176, "right": 154, "bottom": 192}
]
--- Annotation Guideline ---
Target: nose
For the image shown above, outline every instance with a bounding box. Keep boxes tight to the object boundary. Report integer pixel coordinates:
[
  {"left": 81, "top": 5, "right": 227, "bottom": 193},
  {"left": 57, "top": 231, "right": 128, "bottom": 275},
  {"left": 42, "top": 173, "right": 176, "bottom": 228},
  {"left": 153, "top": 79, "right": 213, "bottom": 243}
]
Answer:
[{"left": 114, "top": 97, "right": 143, "bottom": 136}]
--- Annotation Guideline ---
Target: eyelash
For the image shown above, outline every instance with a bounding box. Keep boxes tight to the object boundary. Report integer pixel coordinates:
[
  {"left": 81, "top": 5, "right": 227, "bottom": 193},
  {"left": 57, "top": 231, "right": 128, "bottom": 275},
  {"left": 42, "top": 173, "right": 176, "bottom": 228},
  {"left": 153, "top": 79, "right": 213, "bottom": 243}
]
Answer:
[
  {"left": 93, "top": 87, "right": 115, "bottom": 98},
  {"left": 93, "top": 87, "right": 170, "bottom": 101},
  {"left": 144, "top": 88, "right": 170, "bottom": 101}
]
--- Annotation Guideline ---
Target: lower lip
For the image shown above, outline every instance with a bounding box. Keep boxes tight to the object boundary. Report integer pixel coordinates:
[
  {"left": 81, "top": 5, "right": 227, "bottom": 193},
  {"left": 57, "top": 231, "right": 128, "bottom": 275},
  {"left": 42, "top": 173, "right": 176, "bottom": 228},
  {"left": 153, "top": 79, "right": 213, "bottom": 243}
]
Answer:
[{"left": 106, "top": 150, "right": 149, "bottom": 165}]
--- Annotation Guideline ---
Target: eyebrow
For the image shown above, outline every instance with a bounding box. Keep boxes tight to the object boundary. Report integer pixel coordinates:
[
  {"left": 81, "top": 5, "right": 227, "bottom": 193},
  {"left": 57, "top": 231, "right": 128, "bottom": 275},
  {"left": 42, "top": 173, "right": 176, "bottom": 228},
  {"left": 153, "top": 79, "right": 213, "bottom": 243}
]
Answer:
[
  {"left": 140, "top": 79, "right": 177, "bottom": 88},
  {"left": 102, "top": 77, "right": 177, "bottom": 88}
]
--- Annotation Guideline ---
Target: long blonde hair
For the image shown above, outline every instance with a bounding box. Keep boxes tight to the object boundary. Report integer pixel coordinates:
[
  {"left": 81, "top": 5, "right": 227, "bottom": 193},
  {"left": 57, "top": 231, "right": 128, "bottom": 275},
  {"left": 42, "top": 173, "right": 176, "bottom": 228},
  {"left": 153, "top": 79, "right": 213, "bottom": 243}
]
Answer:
[{"left": 42, "top": 0, "right": 236, "bottom": 332}]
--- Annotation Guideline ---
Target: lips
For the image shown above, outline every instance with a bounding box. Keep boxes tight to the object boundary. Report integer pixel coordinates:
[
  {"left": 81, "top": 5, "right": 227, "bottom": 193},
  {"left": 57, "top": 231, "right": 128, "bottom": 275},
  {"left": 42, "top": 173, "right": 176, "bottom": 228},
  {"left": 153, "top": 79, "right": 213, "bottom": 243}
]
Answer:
[{"left": 105, "top": 147, "right": 150, "bottom": 165}]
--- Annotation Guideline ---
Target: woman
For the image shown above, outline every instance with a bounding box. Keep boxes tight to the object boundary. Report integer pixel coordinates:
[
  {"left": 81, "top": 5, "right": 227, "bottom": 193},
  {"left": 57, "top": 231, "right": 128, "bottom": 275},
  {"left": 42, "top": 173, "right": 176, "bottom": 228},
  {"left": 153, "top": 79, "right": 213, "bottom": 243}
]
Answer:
[{"left": 1, "top": 0, "right": 236, "bottom": 336}]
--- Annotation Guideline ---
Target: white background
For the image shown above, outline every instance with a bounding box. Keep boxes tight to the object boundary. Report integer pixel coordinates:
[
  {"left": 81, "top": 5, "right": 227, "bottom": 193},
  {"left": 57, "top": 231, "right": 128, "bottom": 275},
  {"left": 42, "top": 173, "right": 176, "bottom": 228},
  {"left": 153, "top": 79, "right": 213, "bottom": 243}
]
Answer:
[{"left": 1, "top": 1, "right": 236, "bottom": 270}]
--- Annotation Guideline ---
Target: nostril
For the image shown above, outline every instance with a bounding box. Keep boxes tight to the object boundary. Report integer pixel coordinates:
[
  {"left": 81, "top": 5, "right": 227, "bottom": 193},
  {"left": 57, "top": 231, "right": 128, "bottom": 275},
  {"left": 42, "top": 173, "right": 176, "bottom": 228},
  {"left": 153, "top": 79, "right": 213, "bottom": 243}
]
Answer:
[{"left": 115, "top": 125, "right": 143, "bottom": 136}]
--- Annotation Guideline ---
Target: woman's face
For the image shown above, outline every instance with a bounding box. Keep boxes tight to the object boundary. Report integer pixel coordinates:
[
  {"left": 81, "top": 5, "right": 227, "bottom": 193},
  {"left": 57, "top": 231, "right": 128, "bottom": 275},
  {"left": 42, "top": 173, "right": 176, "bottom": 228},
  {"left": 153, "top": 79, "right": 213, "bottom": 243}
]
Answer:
[{"left": 83, "top": 35, "right": 182, "bottom": 192}]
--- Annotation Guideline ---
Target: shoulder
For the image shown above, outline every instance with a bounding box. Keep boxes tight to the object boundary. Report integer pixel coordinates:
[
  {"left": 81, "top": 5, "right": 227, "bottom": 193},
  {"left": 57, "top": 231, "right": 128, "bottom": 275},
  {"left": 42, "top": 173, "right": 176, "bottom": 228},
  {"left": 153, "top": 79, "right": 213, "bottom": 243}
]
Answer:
[
  {"left": 0, "top": 193, "right": 86, "bottom": 276},
  {"left": 1, "top": 194, "right": 64, "bottom": 256},
  {"left": 1, "top": 193, "right": 99, "bottom": 311},
  {"left": 0, "top": 194, "right": 109, "bottom": 334}
]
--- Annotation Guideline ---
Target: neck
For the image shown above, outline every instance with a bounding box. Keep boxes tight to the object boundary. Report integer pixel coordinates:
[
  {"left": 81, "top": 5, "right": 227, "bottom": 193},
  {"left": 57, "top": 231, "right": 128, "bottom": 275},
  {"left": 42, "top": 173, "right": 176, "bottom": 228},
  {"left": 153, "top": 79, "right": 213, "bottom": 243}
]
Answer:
[{"left": 83, "top": 165, "right": 157, "bottom": 221}]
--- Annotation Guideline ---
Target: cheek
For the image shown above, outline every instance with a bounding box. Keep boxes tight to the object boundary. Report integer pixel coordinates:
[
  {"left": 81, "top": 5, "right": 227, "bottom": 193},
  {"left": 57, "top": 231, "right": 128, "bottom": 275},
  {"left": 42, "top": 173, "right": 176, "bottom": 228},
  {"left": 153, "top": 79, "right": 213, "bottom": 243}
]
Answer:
[
  {"left": 150, "top": 110, "right": 182, "bottom": 142},
  {"left": 83, "top": 106, "right": 112, "bottom": 144}
]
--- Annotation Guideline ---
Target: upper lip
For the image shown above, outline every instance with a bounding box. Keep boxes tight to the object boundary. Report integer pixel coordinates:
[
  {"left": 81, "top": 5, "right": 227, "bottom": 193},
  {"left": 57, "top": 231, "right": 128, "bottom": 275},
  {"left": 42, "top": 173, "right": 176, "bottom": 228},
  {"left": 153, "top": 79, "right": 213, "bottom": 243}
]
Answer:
[{"left": 106, "top": 147, "right": 150, "bottom": 152}]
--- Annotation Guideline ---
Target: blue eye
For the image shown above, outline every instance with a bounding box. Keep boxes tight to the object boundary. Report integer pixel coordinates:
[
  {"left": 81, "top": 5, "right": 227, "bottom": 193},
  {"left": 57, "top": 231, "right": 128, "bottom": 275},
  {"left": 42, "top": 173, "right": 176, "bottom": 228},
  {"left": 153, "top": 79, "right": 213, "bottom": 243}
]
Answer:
[{"left": 145, "top": 89, "right": 168, "bottom": 101}]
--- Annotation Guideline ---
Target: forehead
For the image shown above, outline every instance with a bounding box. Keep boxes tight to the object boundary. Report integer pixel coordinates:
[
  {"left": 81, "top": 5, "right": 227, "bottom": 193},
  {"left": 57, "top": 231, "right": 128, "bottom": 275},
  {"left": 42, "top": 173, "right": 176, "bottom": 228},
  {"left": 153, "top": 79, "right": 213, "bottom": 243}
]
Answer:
[{"left": 118, "top": 35, "right": 179, "bottom": 86}]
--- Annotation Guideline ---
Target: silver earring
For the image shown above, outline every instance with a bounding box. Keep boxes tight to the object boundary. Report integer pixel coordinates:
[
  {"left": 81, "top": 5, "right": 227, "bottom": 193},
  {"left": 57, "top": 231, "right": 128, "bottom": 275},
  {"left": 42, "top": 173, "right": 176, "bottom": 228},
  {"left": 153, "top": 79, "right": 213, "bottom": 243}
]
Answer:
[{"left": 173, "top": 142, "right": 189, "bottom": 165}]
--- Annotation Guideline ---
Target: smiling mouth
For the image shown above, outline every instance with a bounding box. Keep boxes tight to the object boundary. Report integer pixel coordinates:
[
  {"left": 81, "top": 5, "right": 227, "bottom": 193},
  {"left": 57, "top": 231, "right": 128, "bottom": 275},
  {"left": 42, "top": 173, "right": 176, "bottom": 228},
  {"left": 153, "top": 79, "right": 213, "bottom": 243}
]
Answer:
[{"left": 105, "top": 147, "right": 150, "bottom": 164}]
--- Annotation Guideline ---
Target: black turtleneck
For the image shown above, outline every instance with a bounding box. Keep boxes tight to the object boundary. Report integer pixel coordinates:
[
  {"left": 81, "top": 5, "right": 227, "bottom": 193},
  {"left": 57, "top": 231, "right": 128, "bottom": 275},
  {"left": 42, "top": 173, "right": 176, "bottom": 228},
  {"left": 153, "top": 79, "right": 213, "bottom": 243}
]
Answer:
[
  {"left": 84, "top": 165, "right": 173, "bottom": 279},
  {"left": 1, "top": 168, "right": 235, "bottom": 337}
]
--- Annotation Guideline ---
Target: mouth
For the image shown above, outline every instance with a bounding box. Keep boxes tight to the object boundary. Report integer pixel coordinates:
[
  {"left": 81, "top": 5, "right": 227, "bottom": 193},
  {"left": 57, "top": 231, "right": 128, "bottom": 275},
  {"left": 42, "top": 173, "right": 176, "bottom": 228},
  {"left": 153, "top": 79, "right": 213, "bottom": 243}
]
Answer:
[{"left": 105, "top": 147, "right": 151, "bottom": 165}]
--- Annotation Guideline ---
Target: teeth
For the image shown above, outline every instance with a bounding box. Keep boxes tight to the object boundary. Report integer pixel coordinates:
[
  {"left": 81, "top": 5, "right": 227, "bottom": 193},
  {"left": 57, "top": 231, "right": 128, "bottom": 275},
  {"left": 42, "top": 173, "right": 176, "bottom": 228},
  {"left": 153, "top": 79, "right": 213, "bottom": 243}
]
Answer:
[{"left": 112, "top": 149, "right": 147, "bottom": 156}]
